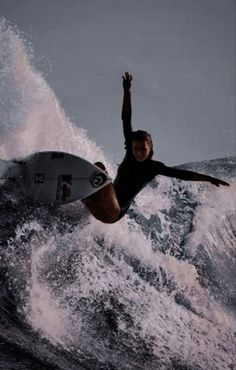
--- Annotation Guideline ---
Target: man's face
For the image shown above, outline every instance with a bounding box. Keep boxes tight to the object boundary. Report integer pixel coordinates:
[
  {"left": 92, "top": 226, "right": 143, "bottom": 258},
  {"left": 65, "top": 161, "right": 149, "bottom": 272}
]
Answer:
[{"left": 132, "top": 139, "right": 151, "bottom": 162}]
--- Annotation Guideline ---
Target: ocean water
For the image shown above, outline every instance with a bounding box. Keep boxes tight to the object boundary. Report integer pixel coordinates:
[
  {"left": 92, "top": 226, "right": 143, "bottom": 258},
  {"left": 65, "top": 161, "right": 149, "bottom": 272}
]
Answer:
[{"left": 0, "top": 20, "right": 235, "bottom": 370}]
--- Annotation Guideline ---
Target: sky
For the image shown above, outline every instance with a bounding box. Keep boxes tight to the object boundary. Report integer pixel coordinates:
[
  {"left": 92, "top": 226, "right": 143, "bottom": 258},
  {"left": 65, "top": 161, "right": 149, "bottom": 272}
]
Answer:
[{"left": 0, "top": 0, "right": 235, "bottom": 165}]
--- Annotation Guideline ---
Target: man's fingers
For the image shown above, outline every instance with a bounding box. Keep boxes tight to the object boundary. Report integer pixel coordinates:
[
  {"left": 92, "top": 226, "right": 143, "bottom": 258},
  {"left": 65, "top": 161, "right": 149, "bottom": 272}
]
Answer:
[
  {"left": 212, "top": 179, "right": 230, "bottom": 187},
  {"left": 126, "top": 72, "right": 132, "bottom": 82},
  {"left": 123, "top": 72, "right": 132, "bottom": 82},
  {"left": 217, "top": 179, "right": 230, "bottom": 186},
  {"left": 221, "top": 180, "right": 230, "bottom": 186}
]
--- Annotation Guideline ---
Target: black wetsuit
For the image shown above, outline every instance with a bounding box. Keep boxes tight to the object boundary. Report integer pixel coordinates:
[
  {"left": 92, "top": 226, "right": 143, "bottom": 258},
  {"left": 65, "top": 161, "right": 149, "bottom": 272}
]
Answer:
[{"left": 113, "top": 120, "right": 206, "bottom": 220}]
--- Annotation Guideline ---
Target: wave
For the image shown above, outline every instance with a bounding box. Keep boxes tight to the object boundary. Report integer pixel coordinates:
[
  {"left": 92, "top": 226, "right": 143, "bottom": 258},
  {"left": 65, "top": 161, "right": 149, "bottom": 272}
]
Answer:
[{"left": 0, "top": 19, "right": 235, "bottom": 370}]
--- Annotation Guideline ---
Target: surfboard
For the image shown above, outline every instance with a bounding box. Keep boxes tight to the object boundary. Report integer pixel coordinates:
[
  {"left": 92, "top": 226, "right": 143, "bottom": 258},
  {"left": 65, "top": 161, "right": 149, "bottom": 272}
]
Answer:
[{"left": 0, "top": 151, "right": 112, "bottom": 205}]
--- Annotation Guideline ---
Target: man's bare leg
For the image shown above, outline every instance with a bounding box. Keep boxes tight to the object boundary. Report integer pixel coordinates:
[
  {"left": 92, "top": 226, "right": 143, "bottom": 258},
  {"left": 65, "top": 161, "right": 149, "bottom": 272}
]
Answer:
[{"left": 82, "top": 163, "right": 121, "bottom": 224}]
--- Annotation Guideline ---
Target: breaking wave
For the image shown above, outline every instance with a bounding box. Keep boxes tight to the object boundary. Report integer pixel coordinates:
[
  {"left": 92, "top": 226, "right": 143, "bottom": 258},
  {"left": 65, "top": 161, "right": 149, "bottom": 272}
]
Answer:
[{"left": 0, "top": 20, "right": 235, "bottom": 370}]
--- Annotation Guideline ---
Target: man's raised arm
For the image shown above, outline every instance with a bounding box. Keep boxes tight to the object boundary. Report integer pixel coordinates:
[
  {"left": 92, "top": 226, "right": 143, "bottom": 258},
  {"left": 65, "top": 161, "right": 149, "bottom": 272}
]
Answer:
[{"left": 122, "top": 72, "right": 133, "bottom": 146}]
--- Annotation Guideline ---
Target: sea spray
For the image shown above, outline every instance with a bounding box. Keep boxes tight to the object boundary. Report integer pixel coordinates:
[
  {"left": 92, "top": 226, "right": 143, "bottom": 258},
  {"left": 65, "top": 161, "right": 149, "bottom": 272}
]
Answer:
[{"left": 0, "top": 19, "right": 114, "bottom": 175}]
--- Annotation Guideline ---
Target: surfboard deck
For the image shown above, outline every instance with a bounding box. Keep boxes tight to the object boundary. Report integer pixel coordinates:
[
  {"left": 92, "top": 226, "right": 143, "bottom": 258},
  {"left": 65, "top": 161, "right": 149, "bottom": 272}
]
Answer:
[{"left": 0, "top": 151, "right": 112, "bottom": 205}]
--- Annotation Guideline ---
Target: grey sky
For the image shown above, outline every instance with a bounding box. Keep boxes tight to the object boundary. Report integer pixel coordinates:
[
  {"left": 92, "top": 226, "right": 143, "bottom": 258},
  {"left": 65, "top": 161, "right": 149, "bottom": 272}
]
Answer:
[{"left": 1, "top": 0, "right": 235, "bottom": 165}]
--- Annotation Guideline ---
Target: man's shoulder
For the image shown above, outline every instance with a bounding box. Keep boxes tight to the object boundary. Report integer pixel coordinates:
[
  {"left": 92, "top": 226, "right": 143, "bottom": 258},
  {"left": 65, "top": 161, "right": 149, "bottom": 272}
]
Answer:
[
  {"left": 150, "top": 159, "right": 166, "bottom": 167},
  {"left": 148, "top": 159, "right": 168, "bottom": 175}
]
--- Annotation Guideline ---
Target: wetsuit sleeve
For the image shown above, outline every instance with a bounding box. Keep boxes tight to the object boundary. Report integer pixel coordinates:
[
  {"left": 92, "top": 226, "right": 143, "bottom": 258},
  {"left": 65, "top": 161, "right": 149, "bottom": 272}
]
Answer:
[
  {"left": 121, "top": 90, "right": 133, "bottom": 148},
  {"left": 155, "top": 162, "right": 222, "bottom": 184}
]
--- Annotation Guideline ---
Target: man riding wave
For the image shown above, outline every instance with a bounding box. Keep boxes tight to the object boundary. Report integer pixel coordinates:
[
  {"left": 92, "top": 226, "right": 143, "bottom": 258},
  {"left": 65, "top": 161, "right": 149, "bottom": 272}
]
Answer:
[{"left": 82, "top": 73, "right": 229, "bottom": 223}]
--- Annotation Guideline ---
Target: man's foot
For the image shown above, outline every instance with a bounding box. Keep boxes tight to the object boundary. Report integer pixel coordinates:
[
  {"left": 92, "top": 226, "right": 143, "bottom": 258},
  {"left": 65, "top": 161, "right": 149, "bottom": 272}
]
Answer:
[{"left": 94, "top": 162, "right": 108, "bottom": 174}]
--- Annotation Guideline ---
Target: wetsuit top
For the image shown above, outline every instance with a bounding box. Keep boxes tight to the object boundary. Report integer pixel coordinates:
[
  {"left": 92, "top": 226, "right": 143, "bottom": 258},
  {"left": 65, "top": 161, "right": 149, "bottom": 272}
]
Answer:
[
  {"left": 114, "top": 152, "right": 165, "bottom": 215},
  {"left": 113, "top": 117, "right": 202, "bottom": 218}
]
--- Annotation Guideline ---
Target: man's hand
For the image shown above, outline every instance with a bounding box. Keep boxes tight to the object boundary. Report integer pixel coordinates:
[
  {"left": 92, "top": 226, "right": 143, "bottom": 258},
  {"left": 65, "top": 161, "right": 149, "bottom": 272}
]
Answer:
[
  {"left": 122, "top": 72, "right": 132, "bottom": 92},
  {"left": 210, "top": 177, "right": 230, "bottom": 187}
]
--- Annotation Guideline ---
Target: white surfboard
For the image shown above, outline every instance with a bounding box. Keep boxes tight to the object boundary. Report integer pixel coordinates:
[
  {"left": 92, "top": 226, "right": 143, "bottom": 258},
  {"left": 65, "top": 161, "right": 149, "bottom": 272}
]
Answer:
[{"left": 0, "top": 151, "right": 112, "bottom": 205}]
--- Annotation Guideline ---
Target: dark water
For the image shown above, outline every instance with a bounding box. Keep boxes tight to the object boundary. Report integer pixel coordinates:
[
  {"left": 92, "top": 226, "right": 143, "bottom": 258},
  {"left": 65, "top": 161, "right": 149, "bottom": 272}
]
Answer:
[{"left": 0, "top": 157, "right": 235, "bottom": 370}]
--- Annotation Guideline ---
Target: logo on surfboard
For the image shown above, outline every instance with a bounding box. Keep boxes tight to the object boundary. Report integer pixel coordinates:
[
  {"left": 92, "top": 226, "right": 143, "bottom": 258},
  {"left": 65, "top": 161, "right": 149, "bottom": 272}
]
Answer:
[
  {"left": 90, "top": 171, "right": 107, "bottom": 188},
  {"left": 35, "top": 173, "right": 45, "bottom": 183}
]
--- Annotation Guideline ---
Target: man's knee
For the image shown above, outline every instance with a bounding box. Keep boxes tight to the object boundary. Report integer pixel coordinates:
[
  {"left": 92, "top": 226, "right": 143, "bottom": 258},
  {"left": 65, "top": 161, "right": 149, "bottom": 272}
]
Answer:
[
  {"left": 96, "top": 206, "right": 120, "bottom": 224},
  {"left": 106, "top": 206, "right": 121, "bottom": 223}
]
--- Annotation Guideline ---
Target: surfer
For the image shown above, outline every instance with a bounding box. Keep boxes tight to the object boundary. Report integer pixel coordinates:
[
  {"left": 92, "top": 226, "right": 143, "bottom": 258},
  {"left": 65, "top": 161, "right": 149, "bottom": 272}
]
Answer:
[{"left": 83, "top": 72, "right": 229, "bottom": 223}]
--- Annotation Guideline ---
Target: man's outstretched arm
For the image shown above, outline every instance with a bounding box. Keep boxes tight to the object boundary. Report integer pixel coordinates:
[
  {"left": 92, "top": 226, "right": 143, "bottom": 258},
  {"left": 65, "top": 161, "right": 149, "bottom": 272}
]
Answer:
[
  {"left": 158, "top": 164, "right": 230, "bottom": 187},
  {"left": 122, "top": 72, "right": 133, "bottom": 146}
]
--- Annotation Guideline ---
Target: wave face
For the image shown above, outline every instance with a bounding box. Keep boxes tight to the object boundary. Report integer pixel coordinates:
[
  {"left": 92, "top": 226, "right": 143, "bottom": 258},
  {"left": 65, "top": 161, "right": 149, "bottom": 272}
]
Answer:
[{"left": 0, "top": 20, "right": 235, "bottom": 370}]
